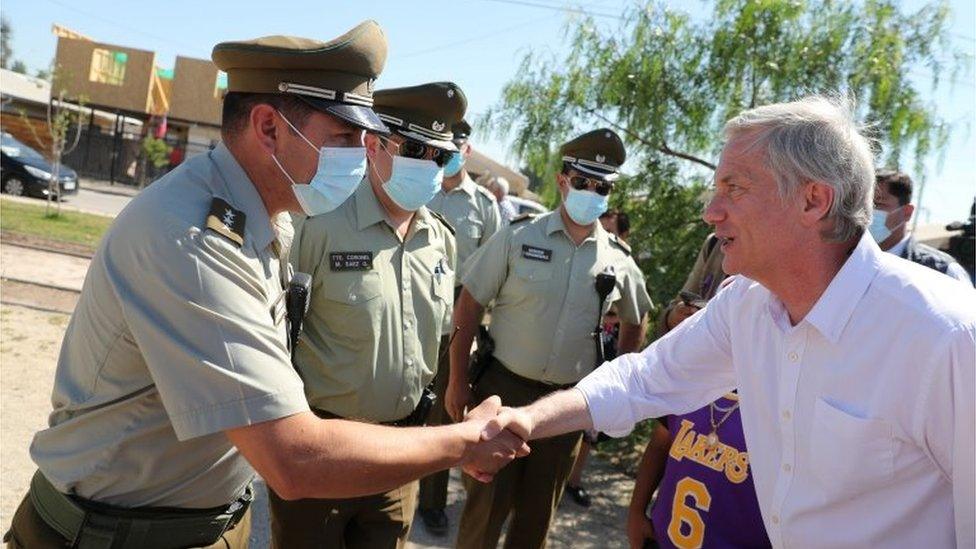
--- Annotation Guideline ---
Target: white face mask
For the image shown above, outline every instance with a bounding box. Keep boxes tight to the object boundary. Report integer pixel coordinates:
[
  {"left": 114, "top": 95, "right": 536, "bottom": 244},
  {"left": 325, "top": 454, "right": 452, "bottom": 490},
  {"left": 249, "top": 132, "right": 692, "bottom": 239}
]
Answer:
[
  {"left": 868, "top": 207, "right": 906, "bottom": 244},
  {"left": 273, "top": 111, "right": 366, "bottom": 216}
]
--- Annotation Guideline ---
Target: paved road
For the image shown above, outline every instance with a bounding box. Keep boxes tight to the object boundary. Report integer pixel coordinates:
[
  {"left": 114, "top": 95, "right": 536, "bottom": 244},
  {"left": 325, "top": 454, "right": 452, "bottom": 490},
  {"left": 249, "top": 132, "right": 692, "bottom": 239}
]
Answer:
[{"left": 67, "top": 180, "right": 135, "bottom": 217}]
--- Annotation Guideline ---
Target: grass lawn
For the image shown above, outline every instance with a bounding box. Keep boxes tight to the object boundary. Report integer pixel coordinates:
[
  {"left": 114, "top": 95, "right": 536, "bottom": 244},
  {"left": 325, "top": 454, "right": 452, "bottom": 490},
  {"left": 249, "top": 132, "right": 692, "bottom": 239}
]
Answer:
[{"left": 0, "top": 198, "right": 112, "bottom": 251}]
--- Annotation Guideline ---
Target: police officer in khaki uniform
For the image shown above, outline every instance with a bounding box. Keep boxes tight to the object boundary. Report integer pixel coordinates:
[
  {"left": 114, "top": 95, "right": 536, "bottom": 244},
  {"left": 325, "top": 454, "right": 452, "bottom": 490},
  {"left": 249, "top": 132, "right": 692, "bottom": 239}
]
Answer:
[
  {"left": 419, "top": 119, "right": 501, "bottom": 535},
  {"left": 447, "top": 129, "right": 654, "bottom": 549},
  {"left": 271, "top": 82, "right": 468, "bottom": 549},
  {"left": 658, "top": 233, "right": 727, "bottom": 335},
  {"left": 4, "top": 23, "right": 526, "bottom": 549}
]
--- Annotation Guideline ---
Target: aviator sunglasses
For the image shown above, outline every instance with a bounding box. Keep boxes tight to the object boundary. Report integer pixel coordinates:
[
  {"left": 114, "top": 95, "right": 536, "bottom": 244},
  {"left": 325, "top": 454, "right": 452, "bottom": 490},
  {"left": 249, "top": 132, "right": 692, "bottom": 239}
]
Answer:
[
  {"left": 381, "top": 137, "right": 455, "bottom": 168},
  {"left": 568, "top": 174, "right": 614, "bottom": 196}
]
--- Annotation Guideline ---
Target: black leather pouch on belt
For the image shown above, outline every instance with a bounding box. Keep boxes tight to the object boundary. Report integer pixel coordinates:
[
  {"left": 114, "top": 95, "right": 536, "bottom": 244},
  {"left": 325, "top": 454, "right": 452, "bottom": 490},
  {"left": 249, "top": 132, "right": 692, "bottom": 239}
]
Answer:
[{"left": 393, "top": 385, "right": 436, "bottom": 427}]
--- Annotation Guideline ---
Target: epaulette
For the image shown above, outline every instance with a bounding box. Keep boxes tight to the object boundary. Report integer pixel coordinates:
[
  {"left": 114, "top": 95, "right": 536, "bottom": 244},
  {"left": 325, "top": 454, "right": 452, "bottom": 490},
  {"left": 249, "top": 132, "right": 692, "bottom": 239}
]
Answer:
[
  {"left": 205, "top": 197, "right": 246, "bottom": 248},
  {"left": 428, "top": 209, "right": 456, "bottom": 235},
  {"left": 510, "top": 213, "right": 536, "bottom": 225},
  {"left": 608, "top": 233, "right": 631, "bottom": 256}
]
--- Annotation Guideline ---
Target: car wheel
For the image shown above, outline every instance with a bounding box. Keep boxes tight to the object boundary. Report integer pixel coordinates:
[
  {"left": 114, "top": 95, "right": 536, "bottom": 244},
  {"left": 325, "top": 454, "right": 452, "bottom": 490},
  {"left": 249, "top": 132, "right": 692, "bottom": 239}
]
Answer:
[{"left": 3, "top": 177, "right": 25, "bottom": 196}]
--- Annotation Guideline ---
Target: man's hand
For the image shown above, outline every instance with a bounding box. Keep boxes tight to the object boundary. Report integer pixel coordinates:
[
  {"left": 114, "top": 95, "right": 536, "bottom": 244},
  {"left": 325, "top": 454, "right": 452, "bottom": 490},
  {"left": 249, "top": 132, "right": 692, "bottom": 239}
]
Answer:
[
  {"left": 626, "top": 508, "right": 655, "bottom": 549},
  {"left": 459, "top": 396, "right": 530, "bottom": 482},
  {"left": 666, "top": 302, "right": 699, "bottom": 330},
  {"left": 445, "top": 380, "right": 472, "bottom": 423},
  {"left": 489, "top": 406, "right": 534, "bottom": 441}
]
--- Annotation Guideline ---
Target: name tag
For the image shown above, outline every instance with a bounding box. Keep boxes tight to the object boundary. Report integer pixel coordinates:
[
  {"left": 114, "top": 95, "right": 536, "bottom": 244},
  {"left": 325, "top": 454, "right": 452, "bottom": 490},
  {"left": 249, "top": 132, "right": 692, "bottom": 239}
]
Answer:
[
  {"left": 521, "top": 245, "right": 552, "bottom": 262},
  {"left": 330, "top": 252, "right": 373, "bottom": 271}
]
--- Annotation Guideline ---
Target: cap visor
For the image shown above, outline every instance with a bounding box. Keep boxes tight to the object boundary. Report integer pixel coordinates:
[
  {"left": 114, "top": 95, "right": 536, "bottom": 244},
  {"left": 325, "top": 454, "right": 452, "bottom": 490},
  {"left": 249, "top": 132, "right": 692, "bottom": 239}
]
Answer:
[
  {"left": 298, "top": 97, "right": 390, "bottom": 134},
  {"left": 397, "top": 129, "right": 458, "bottom": 152},
  {"left": 571, "top": 162, "right": 618, "bottom": 181}
]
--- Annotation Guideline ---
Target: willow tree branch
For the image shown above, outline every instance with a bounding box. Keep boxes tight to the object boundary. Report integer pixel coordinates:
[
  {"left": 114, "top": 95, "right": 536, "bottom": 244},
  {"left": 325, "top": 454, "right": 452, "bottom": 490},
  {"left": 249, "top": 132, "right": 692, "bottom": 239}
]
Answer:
[{"left": 583, "top": 107, "right": 716, "bottom": 170}]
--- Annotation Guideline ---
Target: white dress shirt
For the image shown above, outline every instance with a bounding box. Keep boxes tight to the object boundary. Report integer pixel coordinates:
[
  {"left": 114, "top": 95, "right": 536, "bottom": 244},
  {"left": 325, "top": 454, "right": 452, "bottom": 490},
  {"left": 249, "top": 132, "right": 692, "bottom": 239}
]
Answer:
[{"left": 577, "top": 233, "right": 975, "bottom": 548}]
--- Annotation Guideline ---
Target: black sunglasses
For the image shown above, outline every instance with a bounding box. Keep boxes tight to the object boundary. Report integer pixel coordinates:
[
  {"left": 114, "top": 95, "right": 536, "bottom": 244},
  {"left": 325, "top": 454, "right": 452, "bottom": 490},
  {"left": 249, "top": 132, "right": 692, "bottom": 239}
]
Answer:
[
  {"left": 382, "top": 137, "right": 455, "bottom": 168},
  {"left": 568, "top": 174, "right": 614, "bottom": 196}
]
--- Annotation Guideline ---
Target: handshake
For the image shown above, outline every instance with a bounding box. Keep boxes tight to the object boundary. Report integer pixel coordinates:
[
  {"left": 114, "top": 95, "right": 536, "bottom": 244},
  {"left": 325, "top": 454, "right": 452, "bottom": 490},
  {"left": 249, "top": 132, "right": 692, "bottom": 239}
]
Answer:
[{"left": 455, "top": 396, "right": 534, "bottom": 483}]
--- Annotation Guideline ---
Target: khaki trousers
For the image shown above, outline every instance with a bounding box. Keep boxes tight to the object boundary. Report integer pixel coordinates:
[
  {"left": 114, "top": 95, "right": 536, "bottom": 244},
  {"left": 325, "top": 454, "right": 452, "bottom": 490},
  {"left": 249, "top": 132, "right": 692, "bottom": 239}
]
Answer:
[
  {"left": 455, "top": 363, "right": 583, "bottom": 549},
  {"left": 4, "top": 491, "right": 251, "bottom": 548},
  {"left": 268, "top": 480, "right": 418, "bottom": 549},
  {"left": 418, "top": 354, "right": 451, "bottom": 511}
]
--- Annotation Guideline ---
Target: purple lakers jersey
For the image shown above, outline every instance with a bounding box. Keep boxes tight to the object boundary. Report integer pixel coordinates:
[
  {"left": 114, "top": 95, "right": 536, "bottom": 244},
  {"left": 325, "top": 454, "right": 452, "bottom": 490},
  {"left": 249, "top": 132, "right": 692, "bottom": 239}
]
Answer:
[{"left": 650, "top": 394, "right": 770, "bottom": 549}]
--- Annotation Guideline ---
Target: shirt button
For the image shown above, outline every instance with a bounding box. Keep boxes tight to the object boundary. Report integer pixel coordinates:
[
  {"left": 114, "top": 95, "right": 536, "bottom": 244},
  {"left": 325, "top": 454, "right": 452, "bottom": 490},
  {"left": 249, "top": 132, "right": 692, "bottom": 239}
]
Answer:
[
  {"left": 782, "top": 410, "right": 792, "bottom": 420},
  {"left": 405, "top": 359, "right": 413, "bottom": 367},
  {"left": 771, "top": 515, "right": 780, "bottom": 525},
  {"left": 401, "top": 396, "right": 408, "bottom": 402},
  {"left": 349, "top": 294, "right": 357, "bottom": 301},
  {"left": 788, "top": 352, "right": 799, "bottom": 362},
  {"left": 783, "top": 463, "right": 792, "bottom": 473}
]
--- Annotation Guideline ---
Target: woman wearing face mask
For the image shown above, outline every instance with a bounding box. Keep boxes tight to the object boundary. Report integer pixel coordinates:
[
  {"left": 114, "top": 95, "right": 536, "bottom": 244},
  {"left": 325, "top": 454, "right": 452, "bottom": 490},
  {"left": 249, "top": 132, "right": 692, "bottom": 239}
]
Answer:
[
  {"left": 273, "top": 82, "right": 474, "bottom": 549},
  {"left": 448, "top": 128, "right": 654, "bottom": 549}
]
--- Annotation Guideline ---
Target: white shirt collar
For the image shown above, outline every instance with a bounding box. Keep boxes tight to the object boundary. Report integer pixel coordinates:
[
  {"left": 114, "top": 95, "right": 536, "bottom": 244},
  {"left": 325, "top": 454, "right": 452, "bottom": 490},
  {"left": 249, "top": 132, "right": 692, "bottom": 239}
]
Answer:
[
  {"left": 886, "top": 233, "right": 912, "bottom": 257},
  {"left": 801, "top": 232, "right": 882, "bottom": 343}
]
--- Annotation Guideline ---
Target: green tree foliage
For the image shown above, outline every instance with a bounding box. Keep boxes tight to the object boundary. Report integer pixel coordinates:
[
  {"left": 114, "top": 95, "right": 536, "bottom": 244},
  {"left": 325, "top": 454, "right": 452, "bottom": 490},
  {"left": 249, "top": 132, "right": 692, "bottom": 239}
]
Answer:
[
  {"left": 483, "top": 0, "right": 967, "bottom": 318},
  {"left": 1, "top": 15, "right": 12, "bottom": 70},
  {"left": 11, "top": 59, "right": 27, "bottom": 74}
]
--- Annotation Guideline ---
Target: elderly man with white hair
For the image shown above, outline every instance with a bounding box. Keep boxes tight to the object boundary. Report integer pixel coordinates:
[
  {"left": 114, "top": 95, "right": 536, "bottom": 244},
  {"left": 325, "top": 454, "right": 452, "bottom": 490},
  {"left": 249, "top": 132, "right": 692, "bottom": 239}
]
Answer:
[
  {"left": 489, "top": 176, "right": 518, "bottom": 224},
  {"left": 481, "top": 96, "right": 975, "bottom": 548}
]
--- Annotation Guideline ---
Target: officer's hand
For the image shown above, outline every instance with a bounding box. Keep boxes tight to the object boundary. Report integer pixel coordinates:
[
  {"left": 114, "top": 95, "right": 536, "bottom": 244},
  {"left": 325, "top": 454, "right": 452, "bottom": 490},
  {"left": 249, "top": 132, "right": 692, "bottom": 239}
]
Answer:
[
  {"left": 626, "top": 508, "right": 655, "bottom": 549},
  {"left": 446, "top": 380, "right": 472, "bottom": 423},
  {"left": 666, "top": 302, "right": 700, "bottom": 330}
]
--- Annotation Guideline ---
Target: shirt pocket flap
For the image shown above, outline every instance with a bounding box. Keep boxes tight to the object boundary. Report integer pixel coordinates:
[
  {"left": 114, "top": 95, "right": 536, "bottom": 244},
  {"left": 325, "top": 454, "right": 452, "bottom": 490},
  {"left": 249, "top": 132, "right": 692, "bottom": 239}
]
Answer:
[
  {"left": 513, "top": 262, "right": 554, "bottom": 282},
  {"left": 321, "top": 272, "right": 383, "bottom": 305}
]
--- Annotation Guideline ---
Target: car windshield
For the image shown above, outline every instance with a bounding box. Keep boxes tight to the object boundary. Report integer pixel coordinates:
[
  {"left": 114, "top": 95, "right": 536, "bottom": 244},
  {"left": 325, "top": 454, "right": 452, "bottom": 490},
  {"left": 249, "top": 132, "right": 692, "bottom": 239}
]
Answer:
[{"left": 1, "top": 133, "right": 46, "bottom": 161}]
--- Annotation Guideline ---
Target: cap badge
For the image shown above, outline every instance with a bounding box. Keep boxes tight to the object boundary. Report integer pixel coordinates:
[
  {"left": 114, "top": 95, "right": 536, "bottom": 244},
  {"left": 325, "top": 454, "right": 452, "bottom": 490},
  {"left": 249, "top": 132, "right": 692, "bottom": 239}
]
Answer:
[
  {"left": 595, "top": 154, "right": 606, "bottom": 163},
  {"left": 447, "top": 89, "right": 455, "bottom": 98},
  {"left": 432, "top": 120, "right": 446, "bottom": 132},
  {"left": 604, "top": 131, "right": 612, "bottom": 138}
]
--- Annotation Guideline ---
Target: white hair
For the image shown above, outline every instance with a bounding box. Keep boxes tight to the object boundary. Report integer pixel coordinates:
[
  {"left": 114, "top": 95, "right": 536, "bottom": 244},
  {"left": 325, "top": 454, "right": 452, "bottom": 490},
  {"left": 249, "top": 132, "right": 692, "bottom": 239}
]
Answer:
[{"left": 724, "top": 95, "right": 875, "bottom": 241}]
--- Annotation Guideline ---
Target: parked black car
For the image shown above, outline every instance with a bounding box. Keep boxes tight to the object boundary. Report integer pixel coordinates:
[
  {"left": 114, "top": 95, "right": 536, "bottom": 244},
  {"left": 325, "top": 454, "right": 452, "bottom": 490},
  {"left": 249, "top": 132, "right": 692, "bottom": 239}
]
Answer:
[{"left": 0, "top": 132, "right": 79, "bottom": 199}]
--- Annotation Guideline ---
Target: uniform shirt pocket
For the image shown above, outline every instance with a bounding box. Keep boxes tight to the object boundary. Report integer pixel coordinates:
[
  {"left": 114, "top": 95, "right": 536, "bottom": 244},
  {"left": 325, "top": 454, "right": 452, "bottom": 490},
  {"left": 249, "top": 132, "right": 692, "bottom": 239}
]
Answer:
[
  {"left": 809, "top": 398, "right": 895, "bottom": 496},
  {"left": 512, "top": 262, "right": 554, "bottom": 283},
  {"left": 319, "top": 272, "right": 383, "bottom": 338}
]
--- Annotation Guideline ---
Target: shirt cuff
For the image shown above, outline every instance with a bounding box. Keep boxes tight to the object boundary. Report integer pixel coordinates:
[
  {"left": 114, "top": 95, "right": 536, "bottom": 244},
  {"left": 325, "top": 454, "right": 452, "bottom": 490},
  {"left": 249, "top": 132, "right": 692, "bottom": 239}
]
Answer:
[
  {"left": 171, "top": 388, "right": 311, "bottom": 441},
  {"left": 576, "top": 363, "right": 636, "bottom": 438}
]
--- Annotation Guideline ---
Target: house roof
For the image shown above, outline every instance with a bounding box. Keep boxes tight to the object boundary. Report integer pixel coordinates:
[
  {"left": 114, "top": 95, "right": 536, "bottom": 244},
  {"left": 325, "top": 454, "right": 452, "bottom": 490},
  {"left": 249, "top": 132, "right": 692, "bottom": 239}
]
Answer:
[{"left": 0, "top": 68, "right": 143, "bottom": 127}]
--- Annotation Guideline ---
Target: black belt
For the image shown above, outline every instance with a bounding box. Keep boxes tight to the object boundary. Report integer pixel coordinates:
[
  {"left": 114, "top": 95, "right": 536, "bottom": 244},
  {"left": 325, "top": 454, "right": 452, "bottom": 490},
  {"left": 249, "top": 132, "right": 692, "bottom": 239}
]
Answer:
[
  {"left": 28, "top": 471, "right": 251, "bottom": 549},
  {"left": 313, "top": 408, "right": 416, "bottom": 428},
  {"left": 491, "top": 358, "right": 577, "bottom": 392}
]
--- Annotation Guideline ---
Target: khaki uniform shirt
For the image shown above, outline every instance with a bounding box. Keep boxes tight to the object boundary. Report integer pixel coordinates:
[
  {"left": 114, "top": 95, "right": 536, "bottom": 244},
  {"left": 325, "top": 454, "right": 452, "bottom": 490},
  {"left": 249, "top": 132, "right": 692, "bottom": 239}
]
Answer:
[
  {"left": 291, "top": 180, "right": 457, "bottom": 422},
  {"left": 656, "top": 233, "right": 727, "bottom": 336},
  {"left": 427, "top": 173, "right": 500, "bottom": 277},
  {"left": 461, "top": 210, "right": 652, "bottom": 384},
  {"left": 29, "top": 145, "right": 309, "bottom": 508}
]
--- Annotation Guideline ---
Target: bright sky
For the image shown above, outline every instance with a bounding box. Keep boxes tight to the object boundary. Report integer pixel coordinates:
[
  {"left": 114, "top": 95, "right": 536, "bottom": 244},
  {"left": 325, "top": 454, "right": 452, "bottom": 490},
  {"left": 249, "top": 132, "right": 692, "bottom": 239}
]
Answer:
[{"left": 2, "top": 0, "right": 973, "bottom": 223}]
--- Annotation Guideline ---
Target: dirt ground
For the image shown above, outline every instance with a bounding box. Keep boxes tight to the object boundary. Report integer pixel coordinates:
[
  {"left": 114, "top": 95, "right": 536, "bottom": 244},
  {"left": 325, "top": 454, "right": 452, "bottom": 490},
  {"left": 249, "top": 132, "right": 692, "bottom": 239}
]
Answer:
[{"left": 0, "top": 243, "right": 637, "bottom": 547}]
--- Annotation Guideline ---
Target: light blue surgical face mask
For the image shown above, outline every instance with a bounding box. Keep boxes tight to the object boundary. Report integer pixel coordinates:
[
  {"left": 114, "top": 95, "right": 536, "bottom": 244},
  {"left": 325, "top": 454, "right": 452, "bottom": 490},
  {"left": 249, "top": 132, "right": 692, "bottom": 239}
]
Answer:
[
  {"left": 868, "top": 208, "right": 906, "bottom": 244},
  {"left": 380, "top": 153, "right": 444, "bottom": 212},
  {"left": 273, "top": 111, "right": 366, "bottom": 216},
  {"left": 564, "top": 187, "right": 609, "bottom": 226},
  {"left": 442, "top": 150, "right": 465, "bottom": 177}
]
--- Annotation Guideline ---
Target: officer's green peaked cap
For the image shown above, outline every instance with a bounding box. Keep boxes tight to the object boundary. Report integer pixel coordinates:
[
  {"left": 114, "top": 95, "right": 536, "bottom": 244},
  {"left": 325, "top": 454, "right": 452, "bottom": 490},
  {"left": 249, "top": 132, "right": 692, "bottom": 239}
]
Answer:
[
  {"left": 212, "top": 20, "right": 389, "bottom": 132},
  {"left": 559, "top": 128, "right": 626, "bottom": 181},
  {"left": 373, "top": 82, "right": 468, "bottom": 152}
]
